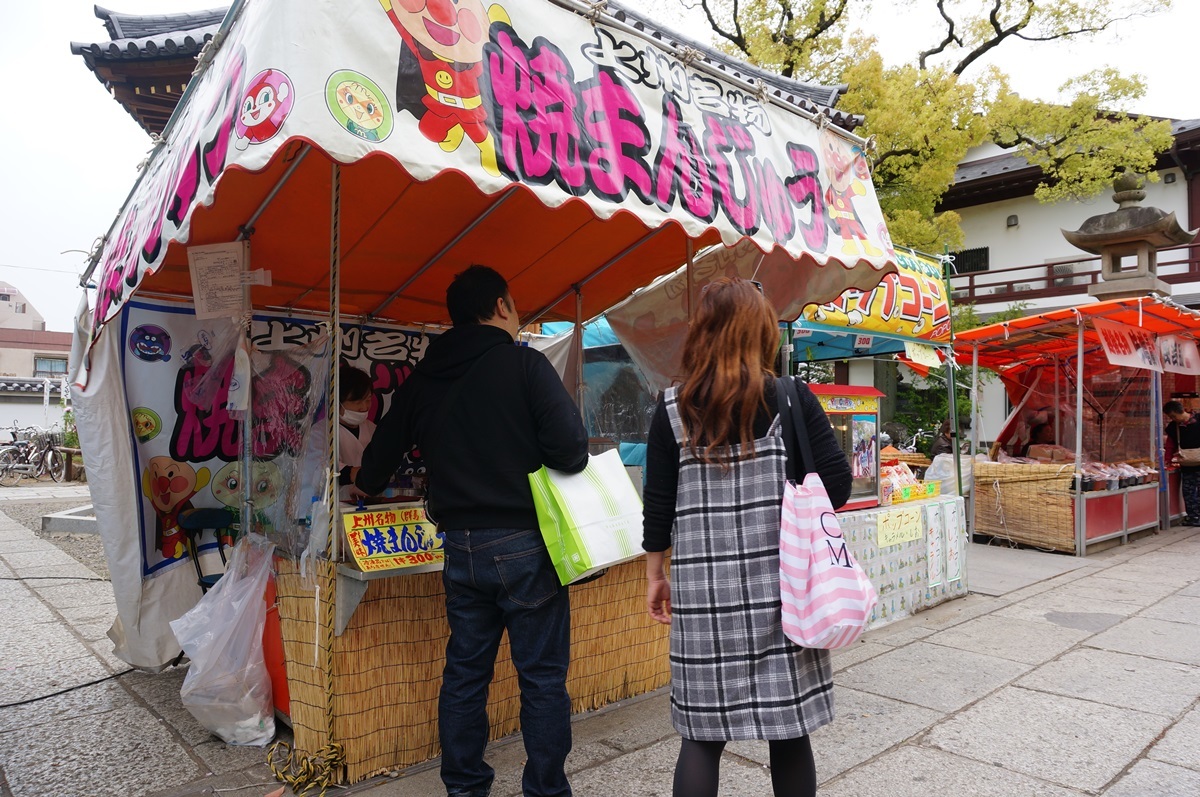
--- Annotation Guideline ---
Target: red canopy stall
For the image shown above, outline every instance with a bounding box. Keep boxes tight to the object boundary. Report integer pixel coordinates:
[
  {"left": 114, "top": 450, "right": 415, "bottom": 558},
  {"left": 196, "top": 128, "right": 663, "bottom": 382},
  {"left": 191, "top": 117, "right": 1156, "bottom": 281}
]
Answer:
[{"left": 955, "top": 296, "right": 1200, "bottom": 555}]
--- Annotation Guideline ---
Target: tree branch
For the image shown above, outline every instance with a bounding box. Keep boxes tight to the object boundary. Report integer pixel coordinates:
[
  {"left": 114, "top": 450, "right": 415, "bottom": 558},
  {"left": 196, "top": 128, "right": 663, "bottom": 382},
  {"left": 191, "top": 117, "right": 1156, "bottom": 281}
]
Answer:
[
  {"left": 918, "top": 0, "right": 962, "bottom": 69},
  {"left": 952, "top": 0, "right": 1033, "bottom": 74},
  {"left": 697, "top": 0, "right": 749, "bottom": 56}
]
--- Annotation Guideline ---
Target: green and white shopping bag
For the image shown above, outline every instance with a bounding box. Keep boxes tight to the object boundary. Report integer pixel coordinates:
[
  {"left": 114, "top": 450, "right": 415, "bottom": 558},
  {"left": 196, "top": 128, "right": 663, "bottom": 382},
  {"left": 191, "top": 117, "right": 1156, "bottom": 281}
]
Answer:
[{"left": 528, "top": 449, "right": 643, "bottom": 585}]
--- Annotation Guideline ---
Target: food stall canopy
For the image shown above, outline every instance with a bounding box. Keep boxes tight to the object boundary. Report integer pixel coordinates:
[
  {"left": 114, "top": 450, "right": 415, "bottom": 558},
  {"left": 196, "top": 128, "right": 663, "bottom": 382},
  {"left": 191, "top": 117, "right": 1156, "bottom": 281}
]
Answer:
[
  {"left": 953, "top": 296, "right": 1200, "bottom": 375},
  {"left": 82, "top": 0, "right": 899, "bottom": 357},
  {"left": 792, "top": 247, "right": 952, "bottom": 362}
]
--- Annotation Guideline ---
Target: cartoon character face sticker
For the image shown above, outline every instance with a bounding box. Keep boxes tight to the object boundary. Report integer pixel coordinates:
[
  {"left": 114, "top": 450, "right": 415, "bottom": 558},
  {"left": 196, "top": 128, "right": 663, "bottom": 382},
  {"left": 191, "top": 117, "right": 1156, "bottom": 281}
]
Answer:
[
  {"left": 234, "top": 69, "right": 294, "bottom": 149},
  {"left": 325, "top": 71, "right": 394, "bottom": 142},
  {"left": 337, "top": 82, "right": 385, "bottom": 133},
  {"left": 384, "top": 0, "right": 494, "bottom": 64},
  {"left": 129, "top": 325, "right": 172, "bottom": 362},
  {"left": 131, "top": 407, "right": 162, "bottom": 444},
  {"left": 211, "top": 460, "right": 285, "bottom": 510}
]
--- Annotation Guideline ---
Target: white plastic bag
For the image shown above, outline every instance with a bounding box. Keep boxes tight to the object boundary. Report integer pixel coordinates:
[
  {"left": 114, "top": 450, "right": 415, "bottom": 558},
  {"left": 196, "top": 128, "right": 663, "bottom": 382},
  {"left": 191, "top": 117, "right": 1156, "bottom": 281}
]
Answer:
[
  {"left": 926, "top": 454, "right": 973, "bottom": 496},
  {"left": 169, "top": 533, "right": 276, "bottom": 746}
]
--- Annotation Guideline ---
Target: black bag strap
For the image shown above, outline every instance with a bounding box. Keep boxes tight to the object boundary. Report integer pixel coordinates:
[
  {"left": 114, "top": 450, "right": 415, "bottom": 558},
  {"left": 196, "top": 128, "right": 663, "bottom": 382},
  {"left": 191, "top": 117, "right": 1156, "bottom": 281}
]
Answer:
[{"left": 775, "top": 376, "right": 816, "bottom": 482}]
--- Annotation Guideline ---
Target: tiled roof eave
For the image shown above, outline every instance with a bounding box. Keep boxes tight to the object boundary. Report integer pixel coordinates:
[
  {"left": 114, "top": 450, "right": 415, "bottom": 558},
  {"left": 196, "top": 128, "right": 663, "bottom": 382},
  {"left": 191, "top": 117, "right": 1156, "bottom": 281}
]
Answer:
[{"left": 70, "top": 24, "right": 218, "bottom": 63}]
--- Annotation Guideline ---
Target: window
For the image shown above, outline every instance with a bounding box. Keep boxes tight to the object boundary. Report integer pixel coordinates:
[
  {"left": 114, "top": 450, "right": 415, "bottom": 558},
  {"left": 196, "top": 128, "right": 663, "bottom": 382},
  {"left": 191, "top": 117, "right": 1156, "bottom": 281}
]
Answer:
[
  {"left": 14, "top": 303, "right": 25, "bottom": 314},
  {"left": 0, "top": 294, "right": 12, "bottom": 302},
  {"left": 34, "top": 357, "right": 67, "bottom": 378},
  {"left": 951, "top": 247, "right": 990, "bottom": 274}
]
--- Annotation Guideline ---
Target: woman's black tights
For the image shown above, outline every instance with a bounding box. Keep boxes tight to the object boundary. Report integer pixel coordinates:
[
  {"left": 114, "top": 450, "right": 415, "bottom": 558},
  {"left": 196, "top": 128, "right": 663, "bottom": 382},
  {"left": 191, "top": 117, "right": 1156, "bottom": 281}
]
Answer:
[{"left": 672, "top": 735, "right": 816, "bottom": 797}]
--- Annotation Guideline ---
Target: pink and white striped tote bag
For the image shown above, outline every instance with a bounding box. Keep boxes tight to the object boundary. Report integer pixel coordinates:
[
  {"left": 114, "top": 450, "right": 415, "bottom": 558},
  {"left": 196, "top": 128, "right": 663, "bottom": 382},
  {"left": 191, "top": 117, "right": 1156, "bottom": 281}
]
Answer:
[{"left": 779, "top": 472, "right": 878, "bottom": 649}]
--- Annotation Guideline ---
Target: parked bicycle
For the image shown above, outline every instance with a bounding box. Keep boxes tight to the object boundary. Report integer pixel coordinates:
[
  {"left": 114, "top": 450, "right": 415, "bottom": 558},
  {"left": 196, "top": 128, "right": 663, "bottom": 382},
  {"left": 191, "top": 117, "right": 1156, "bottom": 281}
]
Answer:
[{"left": 0, "top": 424, "right": 67, "bottom": 486}]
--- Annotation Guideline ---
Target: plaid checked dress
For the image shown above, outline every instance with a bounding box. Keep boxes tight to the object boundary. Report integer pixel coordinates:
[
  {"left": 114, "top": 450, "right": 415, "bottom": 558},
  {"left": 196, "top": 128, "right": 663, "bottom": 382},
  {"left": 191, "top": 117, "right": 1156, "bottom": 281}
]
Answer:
[{"left": 663, "top": 386, "right": 834, "bottom": 741}]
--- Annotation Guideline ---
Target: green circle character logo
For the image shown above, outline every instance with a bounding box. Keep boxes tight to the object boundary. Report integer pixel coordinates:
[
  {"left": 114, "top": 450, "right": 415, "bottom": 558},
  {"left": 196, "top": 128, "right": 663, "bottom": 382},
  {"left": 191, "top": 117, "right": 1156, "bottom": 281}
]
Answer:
[
  {"left": 131, "top": 407, "right": 162, "bottom": 444},
  {"left": 326, "top": 70, "right": 393, "bottom": 142}
]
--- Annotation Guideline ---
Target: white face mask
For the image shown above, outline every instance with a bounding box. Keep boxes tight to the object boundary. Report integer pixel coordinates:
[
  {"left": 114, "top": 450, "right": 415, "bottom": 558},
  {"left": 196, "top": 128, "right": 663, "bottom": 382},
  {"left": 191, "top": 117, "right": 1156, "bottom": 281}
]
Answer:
[{"left": 342, "top": 408, "right": 369, "bottom": 426}]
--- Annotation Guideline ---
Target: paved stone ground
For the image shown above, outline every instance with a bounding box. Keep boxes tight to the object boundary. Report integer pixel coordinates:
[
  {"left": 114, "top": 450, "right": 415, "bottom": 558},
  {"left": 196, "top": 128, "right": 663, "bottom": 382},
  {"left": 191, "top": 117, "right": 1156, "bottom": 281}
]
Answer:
[{"left": 3, "top": 489, "right": 1200, "bottom": 797}]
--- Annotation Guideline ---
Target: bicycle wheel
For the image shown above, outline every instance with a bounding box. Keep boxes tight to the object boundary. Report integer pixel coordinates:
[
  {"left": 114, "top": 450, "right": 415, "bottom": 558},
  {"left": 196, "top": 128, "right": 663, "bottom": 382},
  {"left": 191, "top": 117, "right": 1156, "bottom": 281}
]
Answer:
[
  {"left": 0, "top": 448, "right": 22, "bottom": 487},
  {"left": 47, "top": 449, "right": 67, "bottom": 483},
  {"left": 31, "top": 446, "right": 47, "bottom": 479}
]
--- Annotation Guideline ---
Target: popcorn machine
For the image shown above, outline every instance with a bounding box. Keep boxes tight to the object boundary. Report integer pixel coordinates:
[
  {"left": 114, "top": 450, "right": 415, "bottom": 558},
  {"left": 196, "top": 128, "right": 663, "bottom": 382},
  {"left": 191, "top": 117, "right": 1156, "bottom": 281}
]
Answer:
[{"left": 808, "top": 385, "right": 884, "bottom": 511}]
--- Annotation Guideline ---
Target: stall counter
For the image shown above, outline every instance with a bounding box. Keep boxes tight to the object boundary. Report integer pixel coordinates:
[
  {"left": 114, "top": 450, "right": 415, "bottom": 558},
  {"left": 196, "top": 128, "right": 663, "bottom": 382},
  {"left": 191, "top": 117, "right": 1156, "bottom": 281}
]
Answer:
[{"left": 838, "top": 495, "right": 968, "bottom": 630}]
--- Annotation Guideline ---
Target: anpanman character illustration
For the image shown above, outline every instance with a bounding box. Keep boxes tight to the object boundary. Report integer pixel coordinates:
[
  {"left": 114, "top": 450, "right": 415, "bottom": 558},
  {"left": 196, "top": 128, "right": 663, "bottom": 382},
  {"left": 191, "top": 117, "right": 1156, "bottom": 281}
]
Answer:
[
  {"left": 379, "top": 0, "right": 511, "bottom": 176},
  {"left": 141, "top": 457, "right": 211, "bottom": 561},
  {"left": 335, "top": 80, "right": 387, "bottom": 141},
  {"left": 820, "top": 129, "right": 883, "bottom": 258}
]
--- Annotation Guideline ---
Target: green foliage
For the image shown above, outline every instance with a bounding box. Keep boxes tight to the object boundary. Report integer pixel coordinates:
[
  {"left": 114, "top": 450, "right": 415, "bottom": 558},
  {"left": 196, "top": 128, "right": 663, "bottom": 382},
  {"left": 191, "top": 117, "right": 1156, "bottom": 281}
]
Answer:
[
  {"left": 893, "top": 300, "right": 1029, "bottom": 440},
  {"left": 662, "top": 0, "right": 1176, "bottom": 249},
  {"left": 62, "top": 409, "right": 79, "bottom": 449}
]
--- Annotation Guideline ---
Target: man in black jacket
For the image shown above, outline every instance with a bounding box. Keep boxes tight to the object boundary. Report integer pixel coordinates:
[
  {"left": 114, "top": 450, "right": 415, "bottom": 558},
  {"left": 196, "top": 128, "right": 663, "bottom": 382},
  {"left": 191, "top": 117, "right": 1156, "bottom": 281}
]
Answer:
[
  {"left": 1164, "top": 400, "right": 1200, "bottom": 526},
  {"left": 356, "top": 266, "right": 588, "bottom": 797}
]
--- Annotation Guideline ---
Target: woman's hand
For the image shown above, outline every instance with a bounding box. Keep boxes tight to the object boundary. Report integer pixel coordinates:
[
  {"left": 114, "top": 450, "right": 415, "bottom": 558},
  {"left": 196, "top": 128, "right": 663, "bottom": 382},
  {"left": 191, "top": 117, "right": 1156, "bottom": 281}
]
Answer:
[{"left": 645, "top": 551, "right": 672, "bottom": 625}]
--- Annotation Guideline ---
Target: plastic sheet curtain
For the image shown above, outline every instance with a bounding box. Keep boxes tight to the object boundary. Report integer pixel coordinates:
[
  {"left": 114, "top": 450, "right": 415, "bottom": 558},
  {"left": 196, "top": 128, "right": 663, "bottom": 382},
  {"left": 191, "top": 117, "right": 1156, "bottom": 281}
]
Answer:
[{"left": 997, "top": 363, "right": 1154, "bottom": 465}]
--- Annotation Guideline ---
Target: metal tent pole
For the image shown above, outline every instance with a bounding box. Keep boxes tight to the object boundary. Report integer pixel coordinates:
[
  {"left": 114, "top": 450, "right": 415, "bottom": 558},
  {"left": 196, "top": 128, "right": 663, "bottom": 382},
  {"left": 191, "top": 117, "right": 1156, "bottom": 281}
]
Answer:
[
  {"left": 970, "top": 345, "right": 979, "bottom": 535},
  {"left": 1053, "top": 355, "right": 1061, "bottom": 445},
  {"left": 328, "top": 163, "right": 342, "bottom": 564},
  {"left": 1074, "top": 318, "right": 1086, "bottom": 556},
  {"left": 574, "top": 288, "right": 585, "bottom": 412},
  {"left": 1153, "top": 370, "right": 1168, "bottom": 530}
]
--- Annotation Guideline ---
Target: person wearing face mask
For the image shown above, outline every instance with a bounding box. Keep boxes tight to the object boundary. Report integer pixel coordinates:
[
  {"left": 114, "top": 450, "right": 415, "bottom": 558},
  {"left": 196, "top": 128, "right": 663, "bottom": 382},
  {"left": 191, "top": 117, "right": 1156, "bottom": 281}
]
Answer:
[{"left": 337, "top": 363, "right": 376, "bottom": 502}]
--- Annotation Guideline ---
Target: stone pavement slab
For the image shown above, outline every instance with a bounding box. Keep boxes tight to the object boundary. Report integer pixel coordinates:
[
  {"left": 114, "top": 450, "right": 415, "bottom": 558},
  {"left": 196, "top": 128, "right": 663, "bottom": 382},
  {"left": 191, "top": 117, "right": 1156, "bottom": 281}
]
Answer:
[
  {"left": 968, "top": 542, "right": 1092, "bottom": 597},
  {"left": 836, "top": 641, "right": 1030, "bottom": 712},
  {"left": 1086, "top": 616, "right": 1200, "bottom": 665},
  {"left": 819, "top": 745, "right": 1087, "bottom": 797},
  {"left": 1056, "top": 574, "right": 1182, "bottom": 607},
  {"left": 924, "top": 686, "right": 1171, "bottom": 792},
  {"left": 1017, "top": 647, "right": 1200, "bottom": 718},
  {"left": 1139, "top": 594, "right": 1200, "bottom": 625},
  {"left": 1103, "top": 760, "right": 1200, "bottom": 797},
  {"left": 829, "top": 640, "right": 890, "bottom": 671},
  {"left": 994, "top": 589, "right": 1131, "bottom": 630},
  {"left": 1147, "top": 706, "right": 1200, "bottom": 770},
  {"left": 0, "top": 704, "right": 203, "bottom": 797},
  {"left": 923, "top": 613, "right": 1091, "bottom": 664},
  {"left": 807, "top": 687, "right": 939, "bottom": 780}
]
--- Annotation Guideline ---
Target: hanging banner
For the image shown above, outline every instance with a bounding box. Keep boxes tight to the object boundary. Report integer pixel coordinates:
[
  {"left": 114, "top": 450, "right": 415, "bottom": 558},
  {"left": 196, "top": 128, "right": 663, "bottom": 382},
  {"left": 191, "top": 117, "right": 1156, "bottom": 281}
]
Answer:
[
  {"left": 1159, "top": 334, "right": 1200, "bottom": 375},
  {"left": 122, "top": 298, "right": 432, "bottom": 578},
  {"left": 1093, "top": 318, "right": 1161, "bottom": 371},
  {"left": 800, "top": 249, "right": 951, "bottom": 343},
  {"left": 89, "top": 0, "right": 898, "bottom": 341}
]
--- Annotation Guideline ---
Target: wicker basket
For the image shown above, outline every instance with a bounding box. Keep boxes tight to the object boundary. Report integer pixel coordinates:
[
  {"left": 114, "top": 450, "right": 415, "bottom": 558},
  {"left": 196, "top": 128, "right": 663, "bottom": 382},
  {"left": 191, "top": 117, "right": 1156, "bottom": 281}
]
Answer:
[{"left": 973, "top": 461, "right": 1077, "bottom": 551}]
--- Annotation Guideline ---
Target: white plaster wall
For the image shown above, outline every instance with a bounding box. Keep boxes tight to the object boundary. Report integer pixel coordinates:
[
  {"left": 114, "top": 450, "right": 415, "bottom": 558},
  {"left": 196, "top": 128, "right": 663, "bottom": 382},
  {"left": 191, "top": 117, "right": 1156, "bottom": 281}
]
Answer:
[{"left": 955, "top": 168, "right": 1188, "bottom": 272}]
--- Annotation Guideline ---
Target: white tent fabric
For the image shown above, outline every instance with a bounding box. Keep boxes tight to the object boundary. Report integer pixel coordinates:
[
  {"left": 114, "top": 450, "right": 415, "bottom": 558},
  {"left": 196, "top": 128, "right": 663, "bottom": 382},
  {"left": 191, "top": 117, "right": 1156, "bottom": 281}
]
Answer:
[{"left": 71, "top": 299, "right": 201, "bottom": 669}]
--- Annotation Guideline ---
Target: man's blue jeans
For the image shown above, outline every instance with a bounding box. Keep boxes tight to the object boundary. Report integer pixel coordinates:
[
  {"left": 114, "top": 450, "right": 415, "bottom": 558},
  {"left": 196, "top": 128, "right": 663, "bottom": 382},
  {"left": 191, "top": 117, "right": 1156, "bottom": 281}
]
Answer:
[{"left": 439, "top": 528, "right": 572, "bottom": 797}]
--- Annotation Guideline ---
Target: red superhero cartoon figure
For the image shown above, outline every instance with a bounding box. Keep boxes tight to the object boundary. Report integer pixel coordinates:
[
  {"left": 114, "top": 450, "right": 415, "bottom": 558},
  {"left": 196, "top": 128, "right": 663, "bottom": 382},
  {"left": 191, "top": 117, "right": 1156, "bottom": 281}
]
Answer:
[
  {"left": 235, "top": 69, "right": 294, "bottom": 150},
  {"left": 142, "top": 456, "right": 211, "bottom": 561},
  {"left": 378, "top": 0, "right": 510, "bottom": 176},
  {"left": 821, "top": 129, "right": 882, "bottom": 258}
]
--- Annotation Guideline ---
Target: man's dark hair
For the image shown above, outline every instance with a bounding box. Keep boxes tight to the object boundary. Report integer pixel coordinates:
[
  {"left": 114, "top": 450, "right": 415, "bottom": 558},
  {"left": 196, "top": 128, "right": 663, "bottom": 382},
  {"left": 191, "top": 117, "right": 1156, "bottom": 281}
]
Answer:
[
  {"left": 339, "top": 363, "right": 373, "bottom": 403},
  {"left": 1165, "top": 400, "right": 1185, "bottom": 415},
  {"left": 446, "top": 265, "right": 511, "bottom": 326},
  {"left": 939, "top": 419, "right": 952, "bottom": 436}
]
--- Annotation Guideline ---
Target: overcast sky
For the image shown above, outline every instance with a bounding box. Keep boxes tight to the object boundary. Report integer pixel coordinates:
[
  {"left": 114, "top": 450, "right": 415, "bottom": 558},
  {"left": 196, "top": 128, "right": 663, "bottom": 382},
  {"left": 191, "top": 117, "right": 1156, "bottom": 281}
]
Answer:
[{"left": 2, "top": 0, "right": 1197, "bottom": 332}]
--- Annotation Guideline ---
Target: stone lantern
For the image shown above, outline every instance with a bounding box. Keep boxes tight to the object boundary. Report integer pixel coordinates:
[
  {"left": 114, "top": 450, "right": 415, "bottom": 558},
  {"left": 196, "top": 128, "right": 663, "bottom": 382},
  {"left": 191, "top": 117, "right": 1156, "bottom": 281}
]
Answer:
[{"left": 1062, "top": 171, "right": 1196, "bottom": 300}]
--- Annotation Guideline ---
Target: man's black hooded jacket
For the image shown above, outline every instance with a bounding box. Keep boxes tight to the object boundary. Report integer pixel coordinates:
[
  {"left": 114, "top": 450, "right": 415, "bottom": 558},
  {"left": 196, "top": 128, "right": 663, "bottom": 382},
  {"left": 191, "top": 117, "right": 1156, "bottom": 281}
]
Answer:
[{"left": 356, "top": 324, "right": 588, "bottom": 530}]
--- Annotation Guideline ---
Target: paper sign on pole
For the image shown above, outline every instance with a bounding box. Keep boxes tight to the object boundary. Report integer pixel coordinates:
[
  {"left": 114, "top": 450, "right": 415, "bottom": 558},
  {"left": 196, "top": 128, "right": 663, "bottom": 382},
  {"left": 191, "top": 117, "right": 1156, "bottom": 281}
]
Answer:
[
  {"left": 1093, "top": 318, "right": 1161, "bottom": 371},
  {"left": 903, "top": 341, "right": 942, "bottom": 368},
  {"left": 187, "top": 242, "right": 248, "bottom": 320},
  {"left": 1160, "top": 334, "right": 1200, "bottom": 374}
]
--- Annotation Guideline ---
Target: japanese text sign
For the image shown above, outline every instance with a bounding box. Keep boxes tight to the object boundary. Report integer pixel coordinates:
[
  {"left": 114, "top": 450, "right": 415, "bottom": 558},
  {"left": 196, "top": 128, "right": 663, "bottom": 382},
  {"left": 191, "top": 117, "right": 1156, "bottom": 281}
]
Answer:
[
  {"left": 877, "top": 506, "right": 923, "bottom": 548},
  {"left": 1093, "top": 318, "right": 1161, "bottom": 372},
  {"left": 343, "top": 504, "right": 444, "bottom": 573}
]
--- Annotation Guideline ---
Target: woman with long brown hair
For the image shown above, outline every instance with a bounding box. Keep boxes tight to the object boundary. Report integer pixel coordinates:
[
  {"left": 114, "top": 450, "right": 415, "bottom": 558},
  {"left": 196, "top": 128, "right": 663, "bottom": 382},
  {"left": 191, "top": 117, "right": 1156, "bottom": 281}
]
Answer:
[{"left": 643, "top": 278, "right": 852, "bottom": 797}]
